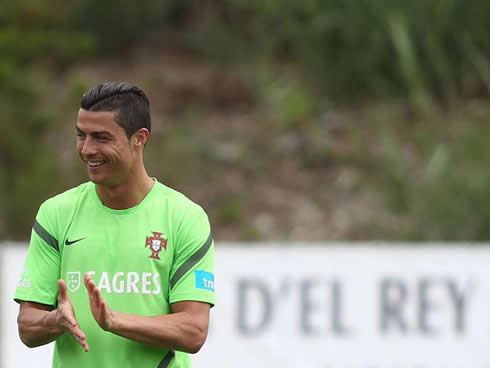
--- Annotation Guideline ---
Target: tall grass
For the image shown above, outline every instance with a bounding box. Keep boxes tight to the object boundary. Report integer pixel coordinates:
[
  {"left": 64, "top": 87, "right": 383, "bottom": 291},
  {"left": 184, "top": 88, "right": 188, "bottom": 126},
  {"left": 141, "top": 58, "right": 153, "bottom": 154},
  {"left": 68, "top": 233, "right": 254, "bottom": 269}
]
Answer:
[
  {"left": 0, "top": 2, "right": 94, "bottom": 239},
  {"left": 368, "top": 102, "right": 490, "bottom": 240},
  {"left": 1, "top": 0, "right": 489, "bottom": 240},
  {"left": 221, "top": 0, "right": 490, "bottom": 101}
]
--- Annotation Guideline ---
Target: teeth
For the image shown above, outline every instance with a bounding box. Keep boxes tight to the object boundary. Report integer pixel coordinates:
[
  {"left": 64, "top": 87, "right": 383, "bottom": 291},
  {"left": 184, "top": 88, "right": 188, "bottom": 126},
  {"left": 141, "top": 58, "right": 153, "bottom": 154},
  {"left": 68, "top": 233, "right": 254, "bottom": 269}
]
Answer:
[{"left": 88, "top": 161, "right": 104, "bottom": 167}]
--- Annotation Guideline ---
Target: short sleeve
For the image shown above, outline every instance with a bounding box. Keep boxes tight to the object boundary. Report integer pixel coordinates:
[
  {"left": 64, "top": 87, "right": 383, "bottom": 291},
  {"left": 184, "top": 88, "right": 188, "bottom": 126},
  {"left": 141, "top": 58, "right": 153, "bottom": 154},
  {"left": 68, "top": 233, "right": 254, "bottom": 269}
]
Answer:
[
  {"left": 14, "top": 201, "right": 61, "bottom": 307},
  {"left": 169, "top": 205, "right": 215, "bottom": 307}
]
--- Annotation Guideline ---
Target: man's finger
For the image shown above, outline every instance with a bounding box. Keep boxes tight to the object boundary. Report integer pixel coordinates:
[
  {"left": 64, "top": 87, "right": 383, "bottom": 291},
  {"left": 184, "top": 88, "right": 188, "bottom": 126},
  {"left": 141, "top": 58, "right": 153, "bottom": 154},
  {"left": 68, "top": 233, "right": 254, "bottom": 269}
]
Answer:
[
  {"left": 58, "top": 279, "right": 68, "bottom": 301},
  {"left": 83, "top": 273, "right": 91, "bottom": 289},
  {"left": 84, "top": 274, "right": 97, "bottom": 296},
  {"left": 85, "top": 277, "right": 102, "bottom": 304},
  {"left": 71, "top": 326, "right": 89, "bottom": 352},
  {"left": 71, "top": 326, "right": 85, "bottom": 342},
  {"left": 66, "top": 322, "right": 88, "bottom": 351},
  {"left": 93, "top": 285, "right": 103, "bottom": 305},
  {"left": 83, "top": 273, "right": 96, "bottom": 292}
]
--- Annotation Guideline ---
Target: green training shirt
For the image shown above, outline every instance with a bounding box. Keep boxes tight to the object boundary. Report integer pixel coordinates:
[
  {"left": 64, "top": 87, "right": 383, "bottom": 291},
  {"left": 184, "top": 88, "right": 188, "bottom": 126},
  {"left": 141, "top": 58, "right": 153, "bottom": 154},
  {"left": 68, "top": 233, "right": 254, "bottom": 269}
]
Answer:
[{"left": 15, "top": 179, "right": 215, "bottom": 368}]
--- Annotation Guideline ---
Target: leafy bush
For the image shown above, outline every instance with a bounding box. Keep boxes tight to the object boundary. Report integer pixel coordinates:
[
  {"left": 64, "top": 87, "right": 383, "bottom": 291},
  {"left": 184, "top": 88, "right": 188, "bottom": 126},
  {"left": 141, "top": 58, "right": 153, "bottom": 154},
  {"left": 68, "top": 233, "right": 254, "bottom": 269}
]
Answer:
[
  {"left": 369, "top": 102, "right": 490, "bottom": 240},
  {"left": 0, "top": 1, "right": 94, "bottom": 239},
  {"left": 214, "top": 0, "right": 490, "bottom": 101},
  {"left": 1, "top": 0, "right": 489, "bottom": 241}
]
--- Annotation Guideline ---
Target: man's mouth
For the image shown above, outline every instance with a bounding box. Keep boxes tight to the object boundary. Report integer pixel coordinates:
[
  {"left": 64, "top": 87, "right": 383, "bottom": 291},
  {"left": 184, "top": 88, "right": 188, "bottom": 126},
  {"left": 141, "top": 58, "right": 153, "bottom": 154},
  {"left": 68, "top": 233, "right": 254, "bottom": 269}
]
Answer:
[{"left": 87, "top": 161, "right": 105, "bottom": 168}]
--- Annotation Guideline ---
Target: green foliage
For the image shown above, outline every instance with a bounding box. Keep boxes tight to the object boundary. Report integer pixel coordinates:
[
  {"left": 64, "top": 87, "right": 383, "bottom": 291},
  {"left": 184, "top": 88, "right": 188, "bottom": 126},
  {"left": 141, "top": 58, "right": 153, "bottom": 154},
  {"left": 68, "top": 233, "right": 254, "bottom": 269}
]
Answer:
[
  {"left": 71, "top": 0, "right": 171, "bottom": 53},
  {"left": 1, "top": 0, "right": 490, "bottom": 241},
  {"left": 0, "top": 69, "right": 58, "bottom": 239},
  {"left": 217, "top": 197, "right": 246, "bottom": 225},
  {"left": 0, "top": 0, "right": 95, "bottom": 239},
  {"left": 214, "top": 0, "right": 490, "bottom": 101},
  {"left": 369, "top": 103, "right": 490, "bottom": 240},
  {"left": 258, "top": 74, "right": 316, "bottom": 130}
]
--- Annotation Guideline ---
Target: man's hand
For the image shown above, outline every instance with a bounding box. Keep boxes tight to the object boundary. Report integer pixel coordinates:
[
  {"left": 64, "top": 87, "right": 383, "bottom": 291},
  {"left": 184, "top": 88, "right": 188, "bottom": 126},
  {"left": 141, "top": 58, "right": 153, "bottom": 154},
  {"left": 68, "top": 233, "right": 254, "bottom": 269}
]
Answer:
[
  {"left": 81, "top": 273, "right": 210, "bottom": 353},
  {"left": 57, "top": 279, "right": 89, "bottom": 352},
  {"left": 84, "top": 273, "right": 115, "bottom": 331}
]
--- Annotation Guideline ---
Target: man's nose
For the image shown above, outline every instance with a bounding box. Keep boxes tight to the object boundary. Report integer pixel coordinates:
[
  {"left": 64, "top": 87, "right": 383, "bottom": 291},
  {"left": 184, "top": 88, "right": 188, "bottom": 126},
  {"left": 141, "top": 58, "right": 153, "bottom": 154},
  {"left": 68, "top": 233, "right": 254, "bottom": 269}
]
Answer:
[{"left": 80, "top": 138, "right": 96, "bottom": 156}]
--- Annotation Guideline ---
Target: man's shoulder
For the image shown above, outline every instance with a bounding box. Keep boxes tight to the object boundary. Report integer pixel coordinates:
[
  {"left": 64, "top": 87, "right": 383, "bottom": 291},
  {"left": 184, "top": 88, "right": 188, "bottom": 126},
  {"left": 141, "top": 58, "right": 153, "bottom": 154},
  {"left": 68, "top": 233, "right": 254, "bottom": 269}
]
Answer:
[
  {"left": 154, "top": 181, "right": 206, "bottom": 216},
  {"left": 40, "top": 182, "right": 93, "bottom": 212},
  {"left": 154, "top": 181, "right": 211, "bottom": 240}
]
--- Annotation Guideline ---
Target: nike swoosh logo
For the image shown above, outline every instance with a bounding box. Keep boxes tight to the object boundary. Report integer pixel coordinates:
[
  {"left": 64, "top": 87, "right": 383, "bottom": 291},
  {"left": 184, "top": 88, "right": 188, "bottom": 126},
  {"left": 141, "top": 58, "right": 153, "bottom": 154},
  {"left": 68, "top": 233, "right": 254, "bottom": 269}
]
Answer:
[{"left": 65, "top": 238, "right": 86, "bottom": 246}]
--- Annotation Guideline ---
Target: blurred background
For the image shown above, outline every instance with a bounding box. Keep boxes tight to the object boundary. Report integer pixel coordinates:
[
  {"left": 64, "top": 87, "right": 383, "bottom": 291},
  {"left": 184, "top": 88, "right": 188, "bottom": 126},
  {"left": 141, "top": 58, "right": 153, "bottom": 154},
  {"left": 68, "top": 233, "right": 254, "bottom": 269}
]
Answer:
[
  {"left": 0, "top": 0, "right": 489, "bottom": 242},
  {"left": 1, "top": 0, "right": 490, "bottom": 367}
]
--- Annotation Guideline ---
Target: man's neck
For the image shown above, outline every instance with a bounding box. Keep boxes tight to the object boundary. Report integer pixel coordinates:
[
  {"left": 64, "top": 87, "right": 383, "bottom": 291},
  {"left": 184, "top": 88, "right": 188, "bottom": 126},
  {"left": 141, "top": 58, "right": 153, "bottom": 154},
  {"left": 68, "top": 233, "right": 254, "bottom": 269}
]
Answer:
[{"left": 95, "top": 173, "right": 155, "bottom": 210}]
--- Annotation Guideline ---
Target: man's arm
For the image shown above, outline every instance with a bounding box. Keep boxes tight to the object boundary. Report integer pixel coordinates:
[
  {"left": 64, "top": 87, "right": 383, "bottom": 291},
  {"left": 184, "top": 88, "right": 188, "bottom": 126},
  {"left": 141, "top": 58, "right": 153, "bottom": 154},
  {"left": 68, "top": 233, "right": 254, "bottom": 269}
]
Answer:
[
  {"left": 18, "top": 302, "right": 60, "bottom": 347},
  {"left": 17, "top": 280, "right": 89, "bottom": 352},
  {"left": 84, "top": 274, "right": 210, "bottom": 353}
]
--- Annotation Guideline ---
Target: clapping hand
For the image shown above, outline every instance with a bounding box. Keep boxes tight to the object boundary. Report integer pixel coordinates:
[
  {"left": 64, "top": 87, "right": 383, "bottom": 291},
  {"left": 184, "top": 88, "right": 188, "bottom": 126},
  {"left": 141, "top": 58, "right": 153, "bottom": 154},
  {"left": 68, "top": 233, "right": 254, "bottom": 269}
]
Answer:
[
  {"left": 57, "top": 280, "right": 89, "bottom": 352},
  {"left": 84, "top": 273, "right": 115, "bottom": 331}
]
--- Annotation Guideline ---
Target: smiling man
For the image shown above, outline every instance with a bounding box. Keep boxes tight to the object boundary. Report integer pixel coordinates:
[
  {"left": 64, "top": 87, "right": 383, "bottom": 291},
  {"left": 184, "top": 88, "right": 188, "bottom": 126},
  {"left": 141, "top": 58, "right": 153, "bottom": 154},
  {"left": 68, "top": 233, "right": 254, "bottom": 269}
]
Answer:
[{"left": 14, "top": 82, "right": 215, "bottom": 368}]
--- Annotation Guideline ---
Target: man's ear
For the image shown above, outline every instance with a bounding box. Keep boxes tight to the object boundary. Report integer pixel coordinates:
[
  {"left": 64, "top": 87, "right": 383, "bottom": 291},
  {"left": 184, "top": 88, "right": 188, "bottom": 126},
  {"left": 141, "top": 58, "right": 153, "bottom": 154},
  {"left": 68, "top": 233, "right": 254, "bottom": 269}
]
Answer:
[{"left": 131, "top": 128, "right": 150, "bottom": 147}]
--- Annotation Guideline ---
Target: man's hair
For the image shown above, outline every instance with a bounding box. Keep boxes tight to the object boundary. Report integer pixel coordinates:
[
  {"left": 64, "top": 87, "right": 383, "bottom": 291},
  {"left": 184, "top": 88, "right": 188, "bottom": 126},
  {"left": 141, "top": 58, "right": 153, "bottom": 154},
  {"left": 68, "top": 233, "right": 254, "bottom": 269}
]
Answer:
[{"left": 80, "top": 81, "right": 151, "bottom": 139}]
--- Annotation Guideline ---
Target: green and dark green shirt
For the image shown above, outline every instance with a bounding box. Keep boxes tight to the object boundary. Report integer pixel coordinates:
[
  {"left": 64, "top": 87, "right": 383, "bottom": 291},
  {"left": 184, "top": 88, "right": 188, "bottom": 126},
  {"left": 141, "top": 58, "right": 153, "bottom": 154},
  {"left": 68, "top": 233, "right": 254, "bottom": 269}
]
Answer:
[{"left": 15, "top": 179, "right": 215, "bottom": 368}]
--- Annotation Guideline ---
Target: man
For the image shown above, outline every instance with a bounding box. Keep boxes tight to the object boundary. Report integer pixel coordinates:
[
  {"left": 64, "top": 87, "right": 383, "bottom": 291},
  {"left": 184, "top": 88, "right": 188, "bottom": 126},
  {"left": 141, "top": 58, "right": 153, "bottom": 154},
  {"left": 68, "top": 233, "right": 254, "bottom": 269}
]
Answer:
[{"left": 15, "top": 81, "right": 215, "bottom": 368}]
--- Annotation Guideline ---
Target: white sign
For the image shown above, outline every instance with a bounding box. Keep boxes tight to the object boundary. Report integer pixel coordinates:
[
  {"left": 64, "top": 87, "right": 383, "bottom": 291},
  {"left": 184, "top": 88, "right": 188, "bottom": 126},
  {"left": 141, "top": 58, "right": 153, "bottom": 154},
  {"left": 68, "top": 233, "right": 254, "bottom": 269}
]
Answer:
[
  {"left": 1, "top": 243, "right": 54, "bottom": 368},
  {"left": 2, "top": 243, "right": 490, "bottom": 368},
  {"left": 200, "top": 245, "right": 490, "bottom": 368}
]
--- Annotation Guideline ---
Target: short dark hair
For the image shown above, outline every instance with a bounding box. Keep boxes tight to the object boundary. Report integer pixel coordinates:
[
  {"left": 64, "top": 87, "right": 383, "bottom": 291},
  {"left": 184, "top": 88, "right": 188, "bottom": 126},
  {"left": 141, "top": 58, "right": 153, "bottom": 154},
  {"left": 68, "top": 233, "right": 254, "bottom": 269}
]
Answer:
[{"left": 80, "top": 81, "right": 151, "bottom": 139}]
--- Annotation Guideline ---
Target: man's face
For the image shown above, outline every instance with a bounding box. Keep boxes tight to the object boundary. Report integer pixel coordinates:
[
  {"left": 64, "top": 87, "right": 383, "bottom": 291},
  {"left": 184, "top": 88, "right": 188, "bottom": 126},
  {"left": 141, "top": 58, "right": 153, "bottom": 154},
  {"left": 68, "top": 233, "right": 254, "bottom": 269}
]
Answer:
[{"left": 76, "top": 109, "right": 137, "bottom": 187}]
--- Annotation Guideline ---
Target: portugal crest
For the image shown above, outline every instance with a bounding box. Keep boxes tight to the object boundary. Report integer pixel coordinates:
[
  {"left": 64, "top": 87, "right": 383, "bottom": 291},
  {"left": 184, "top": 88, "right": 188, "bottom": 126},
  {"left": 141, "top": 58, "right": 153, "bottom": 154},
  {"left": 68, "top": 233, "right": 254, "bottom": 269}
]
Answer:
[{"left": 145, "top": 232, "right": 167, "bottom": 260}]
